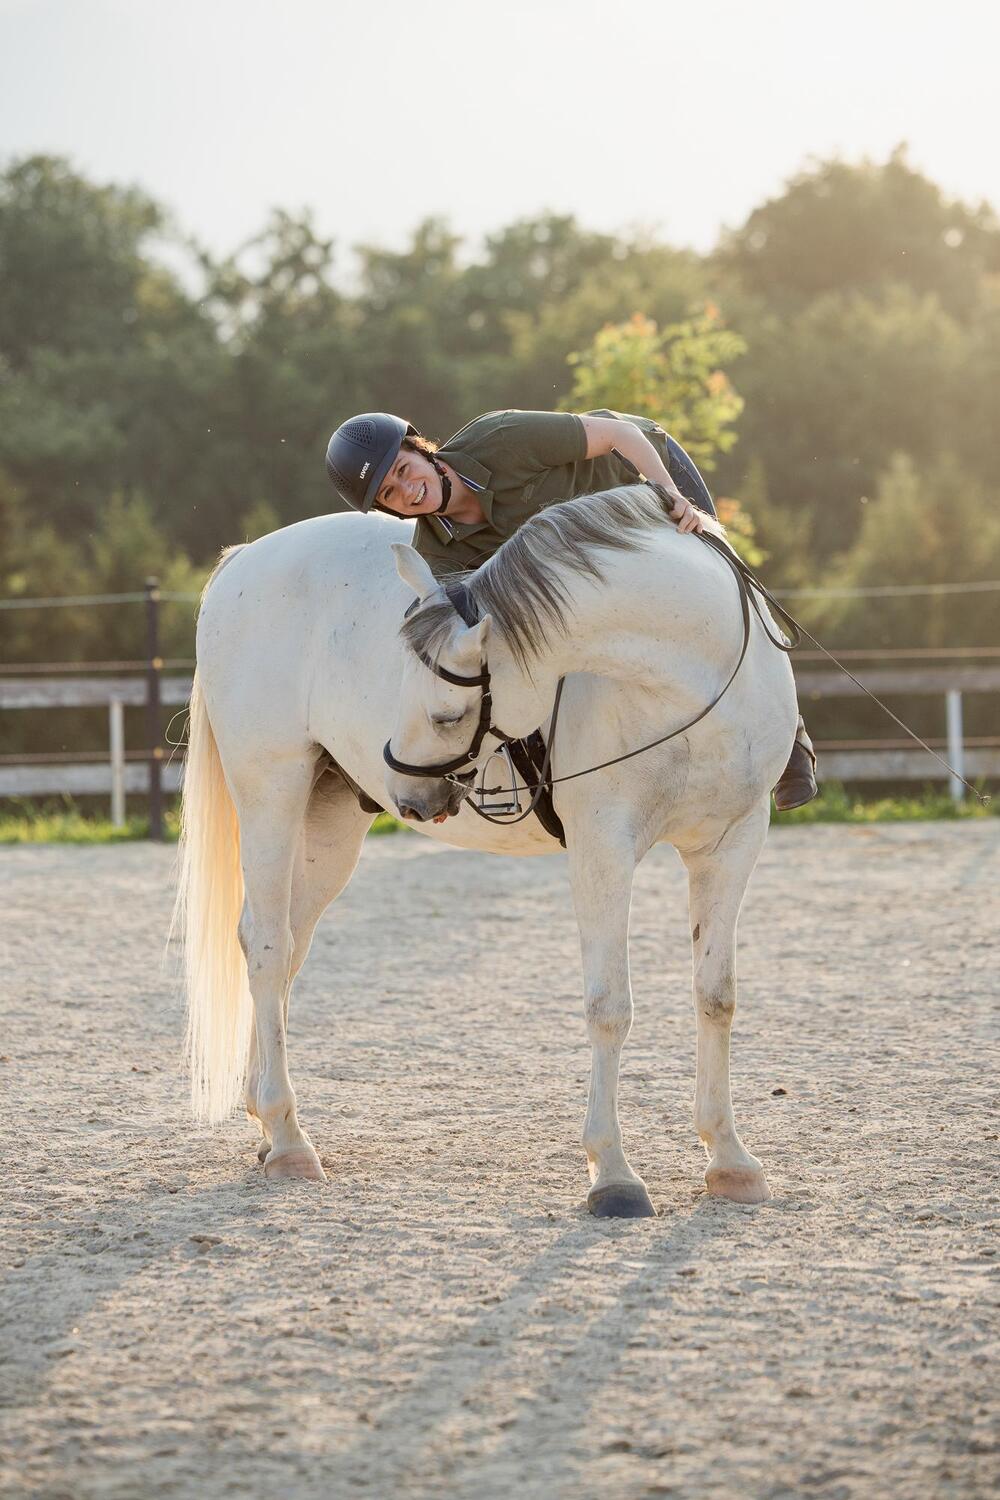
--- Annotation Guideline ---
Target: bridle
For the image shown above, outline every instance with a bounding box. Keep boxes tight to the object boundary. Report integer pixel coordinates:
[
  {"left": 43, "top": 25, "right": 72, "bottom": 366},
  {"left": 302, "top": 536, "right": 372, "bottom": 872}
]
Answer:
[
  {"left": 382, "top": 496, "right": 802, "bottom": 824},
  {"left": 382, "top": 582, "right": 520, "bottom": 787}
]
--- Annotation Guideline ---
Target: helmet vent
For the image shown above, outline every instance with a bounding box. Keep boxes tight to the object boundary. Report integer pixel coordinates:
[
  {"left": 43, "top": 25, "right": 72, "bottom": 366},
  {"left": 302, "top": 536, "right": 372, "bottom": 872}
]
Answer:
[
  {"left": 342, "top": 418, "right": 376, "bottom": 447},
  {"left": 326, "top": 459, "right": 350, "bottom": 490}
]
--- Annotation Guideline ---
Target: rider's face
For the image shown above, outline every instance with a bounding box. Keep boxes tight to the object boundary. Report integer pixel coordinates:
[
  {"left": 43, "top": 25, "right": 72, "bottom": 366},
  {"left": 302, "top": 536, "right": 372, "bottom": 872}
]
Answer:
[{"left": 376, "top": 448, "right": 442, "bottom": 515}]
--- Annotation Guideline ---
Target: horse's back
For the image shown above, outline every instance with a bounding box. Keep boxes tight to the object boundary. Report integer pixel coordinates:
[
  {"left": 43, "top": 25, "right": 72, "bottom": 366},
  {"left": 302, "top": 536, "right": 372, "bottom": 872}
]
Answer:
[
  {"left": 201, "top": 511, "right": 412, "bottom": 614},
  {"left": 194, "top": 511, "right": 414, "bottom": 755}
]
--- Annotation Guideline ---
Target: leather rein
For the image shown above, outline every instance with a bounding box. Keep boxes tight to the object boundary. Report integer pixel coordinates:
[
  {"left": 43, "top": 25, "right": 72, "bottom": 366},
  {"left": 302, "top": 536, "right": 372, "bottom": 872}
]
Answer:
[{"left": 383, "top": 494, "right": 802, "bottom": 825}]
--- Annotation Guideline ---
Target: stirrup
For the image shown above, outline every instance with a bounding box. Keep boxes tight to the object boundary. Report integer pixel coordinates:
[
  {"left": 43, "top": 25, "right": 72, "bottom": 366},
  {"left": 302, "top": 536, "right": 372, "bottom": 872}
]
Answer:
[{"left": 475, "top": 744, "right": 522, "bottom": 817}]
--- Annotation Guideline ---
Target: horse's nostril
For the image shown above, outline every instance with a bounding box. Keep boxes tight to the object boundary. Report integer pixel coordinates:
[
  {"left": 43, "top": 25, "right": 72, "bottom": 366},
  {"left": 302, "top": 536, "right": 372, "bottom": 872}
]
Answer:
[{"left": 399, "top": 805, "right": 423, "bottom": 822}]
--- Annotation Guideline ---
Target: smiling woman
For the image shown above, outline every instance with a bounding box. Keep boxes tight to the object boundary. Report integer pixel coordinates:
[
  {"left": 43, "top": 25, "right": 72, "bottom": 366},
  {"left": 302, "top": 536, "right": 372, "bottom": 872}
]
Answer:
[
  {"left": 326, "top": 407, "right": 711, "bottom": 540},
  {"left": 375, "top": 436, "right": 452, "bottom": 516},
  {"left": 326, "top": 411, "right": 489, "bottom": 525}
]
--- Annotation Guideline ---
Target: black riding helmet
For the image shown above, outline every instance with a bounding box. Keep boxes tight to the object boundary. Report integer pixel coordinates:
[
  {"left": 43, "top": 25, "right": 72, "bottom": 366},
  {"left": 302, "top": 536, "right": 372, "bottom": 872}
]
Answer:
[{"left": 325, "top": 412, "right": 417, "bottom": 513}]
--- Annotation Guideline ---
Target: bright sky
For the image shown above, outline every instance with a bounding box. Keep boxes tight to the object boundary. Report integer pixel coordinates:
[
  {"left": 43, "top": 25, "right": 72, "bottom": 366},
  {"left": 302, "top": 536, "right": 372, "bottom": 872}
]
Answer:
[{"left": 1, "top": 0, "right": 998, "bottom": 264}]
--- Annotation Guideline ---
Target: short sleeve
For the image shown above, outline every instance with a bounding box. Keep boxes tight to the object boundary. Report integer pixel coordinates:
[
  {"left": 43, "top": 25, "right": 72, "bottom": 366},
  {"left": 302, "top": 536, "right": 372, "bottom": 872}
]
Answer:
[{"left": 498, "top": 411, "right": 587, "bottom": 472}]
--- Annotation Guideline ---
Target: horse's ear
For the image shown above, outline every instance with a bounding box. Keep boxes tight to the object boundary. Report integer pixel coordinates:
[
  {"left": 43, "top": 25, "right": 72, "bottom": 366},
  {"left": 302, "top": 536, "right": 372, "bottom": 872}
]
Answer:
[
  {"left": 458, "top": 615, "right": 491, "bottom": 657},
  {"left": 392, "top": 544, "right": 438, "bottom": 601}
]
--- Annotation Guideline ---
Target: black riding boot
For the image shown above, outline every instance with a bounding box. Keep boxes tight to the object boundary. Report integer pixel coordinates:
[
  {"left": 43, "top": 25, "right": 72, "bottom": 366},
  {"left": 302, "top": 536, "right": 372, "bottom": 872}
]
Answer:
[{"left": 774, "top": 716, "right": 818, "bottom": 811}]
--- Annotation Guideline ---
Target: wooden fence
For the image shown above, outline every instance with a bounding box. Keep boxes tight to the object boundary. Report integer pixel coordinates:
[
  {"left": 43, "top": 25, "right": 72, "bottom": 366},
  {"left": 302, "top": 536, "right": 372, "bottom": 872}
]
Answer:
[{"left": 2, "top": 662, "right": 997, "bottom": 833}]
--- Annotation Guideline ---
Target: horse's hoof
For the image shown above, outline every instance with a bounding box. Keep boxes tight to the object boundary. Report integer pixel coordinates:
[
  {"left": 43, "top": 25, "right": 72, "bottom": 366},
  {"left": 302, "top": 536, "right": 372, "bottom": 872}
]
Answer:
[
  {"left": 705, "top": 1165, "right": 771, "bottom": 1204},
  {"left": 256, "top": 1140, "right": 272, "bottom": 1164},
  {"left": 588, "top": 1181, "right": 657, "bottom": 1219},
  {"left": 264, "top": 1147, "right": 326, "bottom": 1183}
]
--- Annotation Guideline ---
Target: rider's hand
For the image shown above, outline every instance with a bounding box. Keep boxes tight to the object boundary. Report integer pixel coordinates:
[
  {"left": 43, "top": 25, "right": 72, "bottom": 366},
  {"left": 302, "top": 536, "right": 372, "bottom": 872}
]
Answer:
[{"left": 670, "top": 494, "right": 706, "bottom": 534}]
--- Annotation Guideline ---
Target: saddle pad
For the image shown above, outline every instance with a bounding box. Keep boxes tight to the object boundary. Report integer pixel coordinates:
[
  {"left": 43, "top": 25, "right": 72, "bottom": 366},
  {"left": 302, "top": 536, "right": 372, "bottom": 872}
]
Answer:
[{"left": 507, "top": 732, "right": 566, "bottom": 847}]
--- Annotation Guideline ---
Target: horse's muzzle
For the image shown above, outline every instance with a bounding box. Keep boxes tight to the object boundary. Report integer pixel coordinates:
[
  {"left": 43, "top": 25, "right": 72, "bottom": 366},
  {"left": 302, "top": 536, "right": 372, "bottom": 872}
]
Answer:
[{"left": 394, "top": 778, "right": 470, "bottom": 823}]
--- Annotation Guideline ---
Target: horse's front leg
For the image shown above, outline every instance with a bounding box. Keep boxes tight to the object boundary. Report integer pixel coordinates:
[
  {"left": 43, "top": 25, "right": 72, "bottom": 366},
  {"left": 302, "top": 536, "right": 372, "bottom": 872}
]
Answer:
[
  {"left": 568, "top": 831, "right": 655, "bottom": 1219},
  {"left": 681, "top": 804, "right": 771, "bottom": 1204}
]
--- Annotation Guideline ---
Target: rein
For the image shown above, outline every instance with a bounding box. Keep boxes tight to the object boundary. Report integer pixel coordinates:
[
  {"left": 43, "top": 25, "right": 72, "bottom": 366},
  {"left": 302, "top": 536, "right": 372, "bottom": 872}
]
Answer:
[
  {"left": 382, "top": 522, "right": 799, "bottom": 819},
  {"left": 384, "top": 490, "right": 990, "bottom": 815},
  {"left": 468, "top": 531, "right": 800, "bottom": 821}
]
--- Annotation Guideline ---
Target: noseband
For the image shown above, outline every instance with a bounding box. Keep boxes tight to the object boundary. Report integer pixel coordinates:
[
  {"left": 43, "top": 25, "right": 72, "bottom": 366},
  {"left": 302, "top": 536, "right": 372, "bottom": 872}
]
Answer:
[{"left": 382, "top": 583, "right": 511, "bottom": 784}]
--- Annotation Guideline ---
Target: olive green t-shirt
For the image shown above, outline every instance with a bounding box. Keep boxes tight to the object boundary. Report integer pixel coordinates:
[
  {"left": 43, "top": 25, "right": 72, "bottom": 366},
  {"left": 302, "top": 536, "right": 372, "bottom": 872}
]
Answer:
[{"left": 413, "top": 409, "right": 672, "bottom": 578}]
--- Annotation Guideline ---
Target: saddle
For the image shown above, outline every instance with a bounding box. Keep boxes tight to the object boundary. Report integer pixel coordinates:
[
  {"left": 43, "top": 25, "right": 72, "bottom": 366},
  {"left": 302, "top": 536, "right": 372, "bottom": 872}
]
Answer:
[{"left": 498, "top": 731, "right": 565, "bottom": 846}]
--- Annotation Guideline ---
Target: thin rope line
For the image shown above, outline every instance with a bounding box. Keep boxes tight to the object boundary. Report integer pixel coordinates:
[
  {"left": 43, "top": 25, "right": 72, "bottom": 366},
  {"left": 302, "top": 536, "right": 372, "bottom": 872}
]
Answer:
[
  {"left": 0, "top": 592, "right": 148, "bottom": 610},
  {"left": 0, "top": 590, "right": 201, "bottom": 610},
  {"left": 789, "top": 621, "right": 991, "bottom": 805},
  {"left": 774, "top": 579, "right": 1000, "bottom": 599},
  {"left": 4, "top": 581, "right": 1000, "bottom": 610}
]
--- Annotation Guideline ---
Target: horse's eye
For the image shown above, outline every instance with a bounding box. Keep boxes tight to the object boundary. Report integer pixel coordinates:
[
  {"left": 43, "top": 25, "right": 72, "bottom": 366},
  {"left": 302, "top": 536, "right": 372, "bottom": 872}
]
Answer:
[{"left": 431, "top": 711, "right": 465, "bottom": 728}]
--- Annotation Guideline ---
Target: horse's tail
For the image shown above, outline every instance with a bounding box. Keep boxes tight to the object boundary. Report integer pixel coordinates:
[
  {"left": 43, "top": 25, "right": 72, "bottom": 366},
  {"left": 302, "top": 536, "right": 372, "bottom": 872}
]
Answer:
[{"left": 172, "top": 549, "right": 252, "bottom": 1123}]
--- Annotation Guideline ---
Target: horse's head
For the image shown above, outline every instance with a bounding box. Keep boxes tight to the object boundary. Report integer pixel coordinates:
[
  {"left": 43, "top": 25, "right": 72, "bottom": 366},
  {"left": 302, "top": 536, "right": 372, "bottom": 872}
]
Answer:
[{"left": 384, "top": 544, "right": 495, "bottom": 823}]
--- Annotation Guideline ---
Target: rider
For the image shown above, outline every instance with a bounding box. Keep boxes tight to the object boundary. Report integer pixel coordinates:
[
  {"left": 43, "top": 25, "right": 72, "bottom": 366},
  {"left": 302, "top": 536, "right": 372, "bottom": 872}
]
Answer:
[{"left": 325, "top": 408, "right": 817, "bottom": 810}]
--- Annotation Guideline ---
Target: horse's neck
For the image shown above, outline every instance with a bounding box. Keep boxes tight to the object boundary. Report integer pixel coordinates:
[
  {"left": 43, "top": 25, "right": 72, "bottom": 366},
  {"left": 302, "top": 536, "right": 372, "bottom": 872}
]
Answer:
[
  {"left": 491, "top": 536, "right": 736, "bottom": 738},
  {"left": 547, "top": 539, "right": 731, "bottom": 691}
]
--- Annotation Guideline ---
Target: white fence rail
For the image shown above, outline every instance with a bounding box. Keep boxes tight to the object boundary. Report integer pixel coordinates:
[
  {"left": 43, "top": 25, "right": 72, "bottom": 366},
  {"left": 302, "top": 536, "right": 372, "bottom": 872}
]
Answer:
[
  {"left": 0, "top": 762, "right": 184, "bottom": 798},
  {"left": 0, "top": 674, "right": 190, "bottom": 823},
  {"left": 1, "top": 669, "right": 997, "bottom": 823}
]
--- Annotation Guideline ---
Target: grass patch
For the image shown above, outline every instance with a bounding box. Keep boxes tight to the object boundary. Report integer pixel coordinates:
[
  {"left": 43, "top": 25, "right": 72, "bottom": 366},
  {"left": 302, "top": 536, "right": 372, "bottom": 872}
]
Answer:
[
  {"left": 0, "top": 802, "right": 181, "bottom": 844},
  {"left": 369, "top": 811, "right": 406, "bottom": 835},
  {"left": 0, "top": 797, "right": 403, "bottom": 844},
  {"left": 0, "top": 786, "right": 992, "bottom": 844},
  {"left": 777, "top": 781, "right": 995, "bottom": 824}
]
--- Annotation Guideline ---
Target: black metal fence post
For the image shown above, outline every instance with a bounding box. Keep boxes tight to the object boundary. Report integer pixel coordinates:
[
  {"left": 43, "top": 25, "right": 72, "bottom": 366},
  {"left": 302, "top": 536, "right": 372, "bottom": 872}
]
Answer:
[{"left": 145, "top": 576, "right": 163, "bottom": 840}]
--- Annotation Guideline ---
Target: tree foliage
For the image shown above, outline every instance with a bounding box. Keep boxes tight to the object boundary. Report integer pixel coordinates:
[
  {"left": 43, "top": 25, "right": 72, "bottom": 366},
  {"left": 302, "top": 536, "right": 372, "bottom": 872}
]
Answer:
[
  {"left": 718, "top": 146, "right": 1000, "bottom": 316},
  {"left": 563, "top": 308, "right": 745, "bottom": 469},
  {"left": 1, "top": 145, "right": 998, "bottom": 698},
  {"left": 815, "top": 453, "right": 1000, "bottom": 649}
]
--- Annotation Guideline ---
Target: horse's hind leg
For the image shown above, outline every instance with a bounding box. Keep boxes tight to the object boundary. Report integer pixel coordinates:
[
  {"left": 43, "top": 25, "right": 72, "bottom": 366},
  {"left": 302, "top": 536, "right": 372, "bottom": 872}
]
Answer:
[
  {"left": 249, "top": 774, "right": 373, "bottom": 1168},
  {"left": 680, "top": 803, "right": 771, "bottom": 1204},
  {"left": 568, "top": 826, "right": 655, "bottom": 1219},
  {"left": 234, "top": 759, "right": 325, "bottom": 1182}
]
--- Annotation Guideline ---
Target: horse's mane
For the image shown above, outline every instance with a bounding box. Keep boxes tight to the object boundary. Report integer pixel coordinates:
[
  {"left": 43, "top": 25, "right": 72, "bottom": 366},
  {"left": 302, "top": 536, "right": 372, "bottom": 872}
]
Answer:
[{"left": 401, "top": 483, "right": 724, "bottom": 671}]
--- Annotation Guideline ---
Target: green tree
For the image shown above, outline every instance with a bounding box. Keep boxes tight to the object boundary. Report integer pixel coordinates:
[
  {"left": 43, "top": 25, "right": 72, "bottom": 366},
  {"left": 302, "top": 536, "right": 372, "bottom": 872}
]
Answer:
[
  {"left": 197, "top": 208, "right": 365, "bottom": 539},
  {"left": 792, "top": 452, "right": 1000, "bottom": 752},
  {"left": 563, "top": 308, "right": 745, "bottom": 469},
  {"left": 816, "top": 452, "right": 1000, "bottom": 650},
  {"left": 718, "top": 283, "right": 969, "bottom": 566},
  {"left": 498, "top": 239, "right": 711, "bottom": 415},
  {"left": 0, "top": 154, "right": 227, "bottom": 546},
  {"left": 561, "top": 309, "right": 763, "bottom": 561},
  {"left": 0, "top": 473, "right": 202, "bottom": 670},
  {"left": 718, "top": 146, "right": 1000, "bottom": 317}
]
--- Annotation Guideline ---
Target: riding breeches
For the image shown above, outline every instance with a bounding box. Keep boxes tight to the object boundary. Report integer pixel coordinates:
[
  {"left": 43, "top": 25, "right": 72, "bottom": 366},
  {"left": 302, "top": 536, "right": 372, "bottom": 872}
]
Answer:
[{"left": 665, "top": 435, "right": 717, "bottom": 518}]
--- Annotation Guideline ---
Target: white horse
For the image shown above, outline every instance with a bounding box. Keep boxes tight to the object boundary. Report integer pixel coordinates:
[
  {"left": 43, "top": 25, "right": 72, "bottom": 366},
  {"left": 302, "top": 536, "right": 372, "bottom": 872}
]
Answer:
[{"left": 176, "top": 485, "right": 797, "bottom": 1215}]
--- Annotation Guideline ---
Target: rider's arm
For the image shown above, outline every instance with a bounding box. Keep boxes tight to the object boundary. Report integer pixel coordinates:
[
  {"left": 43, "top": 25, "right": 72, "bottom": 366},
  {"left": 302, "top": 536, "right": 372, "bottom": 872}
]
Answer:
[{"left": 577, "top": 414, "right": 705, "bottom": 534}]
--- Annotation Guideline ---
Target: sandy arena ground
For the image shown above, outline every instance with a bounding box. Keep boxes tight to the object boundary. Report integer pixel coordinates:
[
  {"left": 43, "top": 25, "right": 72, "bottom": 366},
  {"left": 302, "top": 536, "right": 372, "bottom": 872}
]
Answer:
[{"left": 1, "top": 822, "right": 998, "bottom": 1499}]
